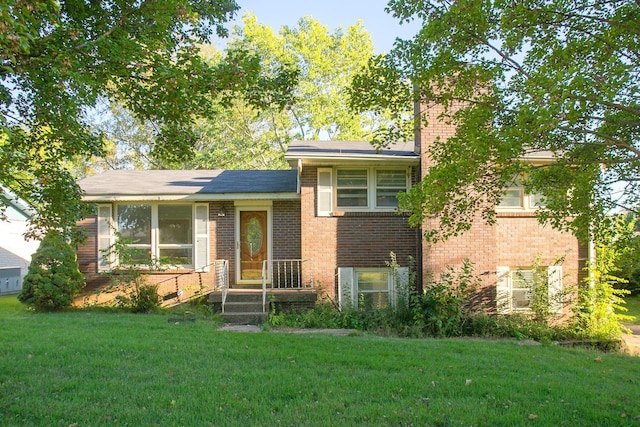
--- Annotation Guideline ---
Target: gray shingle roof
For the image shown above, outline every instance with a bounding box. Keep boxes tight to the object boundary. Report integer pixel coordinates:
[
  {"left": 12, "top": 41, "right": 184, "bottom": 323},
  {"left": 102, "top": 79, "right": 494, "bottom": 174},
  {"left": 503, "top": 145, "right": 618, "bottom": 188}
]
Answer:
[
  {"left": 285, "top": 140, "right": 419, "bottom": 161},
  {"left": 79, "top": 169, "right": 298, "bottom": 199}
]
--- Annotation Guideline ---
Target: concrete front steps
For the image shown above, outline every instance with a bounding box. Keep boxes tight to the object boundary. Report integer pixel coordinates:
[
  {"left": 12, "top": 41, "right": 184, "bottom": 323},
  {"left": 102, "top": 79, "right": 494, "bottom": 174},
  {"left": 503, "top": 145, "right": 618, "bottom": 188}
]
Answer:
[
  {"left": 210, "top": 289, "right": 317, "bottom": 325},
  {"left": 221, "top": 292, "right": 268, "bottom": 325}
]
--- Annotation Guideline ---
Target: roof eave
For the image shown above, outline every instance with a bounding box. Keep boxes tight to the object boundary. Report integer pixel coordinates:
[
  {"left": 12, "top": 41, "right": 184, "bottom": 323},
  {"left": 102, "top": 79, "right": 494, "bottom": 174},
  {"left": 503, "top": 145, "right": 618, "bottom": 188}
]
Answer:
[
  {"left": 82, "top": 192, "right": 300, "bottom": 202},
  {"left": 285, "top": 154, "right": 420, "bottom": 167}
]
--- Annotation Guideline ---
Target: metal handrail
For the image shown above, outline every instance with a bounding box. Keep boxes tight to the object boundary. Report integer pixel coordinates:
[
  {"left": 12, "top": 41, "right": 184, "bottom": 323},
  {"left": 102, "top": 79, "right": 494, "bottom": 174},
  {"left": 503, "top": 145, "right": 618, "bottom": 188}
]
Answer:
[
  {"left": 261, "top": 261, "right": 268, "bottom": 313},
  {"left": 219, "top": 260, "right": 229, "bottom": 313},
  {"left": 88, "top": 259, "right": 228, "bottom": 308},
  {"left": 264, "top": 259, "right": 313, "bottom": 289}
]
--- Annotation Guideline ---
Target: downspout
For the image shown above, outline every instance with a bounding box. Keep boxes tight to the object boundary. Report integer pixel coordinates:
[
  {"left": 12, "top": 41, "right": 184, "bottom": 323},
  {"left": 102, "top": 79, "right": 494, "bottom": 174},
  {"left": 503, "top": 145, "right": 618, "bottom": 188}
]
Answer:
[{"left": 297, "top": 158, "right": 302, "bottom": 195}]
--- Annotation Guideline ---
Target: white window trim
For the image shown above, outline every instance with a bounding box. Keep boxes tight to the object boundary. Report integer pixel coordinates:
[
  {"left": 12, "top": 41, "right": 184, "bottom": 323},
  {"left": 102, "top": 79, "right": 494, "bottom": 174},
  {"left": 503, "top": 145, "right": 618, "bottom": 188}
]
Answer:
[
  {"left": 98, "top": 202, "right": 209, "bottom": 272},
  {"left": 496, "top": 266, "right": 562, "bottom": 314},
  {"left": 333, "top": 167, "right": 409, "bottom": 213}
]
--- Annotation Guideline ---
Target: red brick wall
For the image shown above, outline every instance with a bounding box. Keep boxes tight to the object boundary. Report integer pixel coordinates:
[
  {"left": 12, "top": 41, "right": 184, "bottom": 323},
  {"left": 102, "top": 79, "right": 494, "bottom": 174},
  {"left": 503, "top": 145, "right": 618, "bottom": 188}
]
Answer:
[
  {"left": 209, "top": 201, "right": 235, "bottom": 283},
  {"left": 417, "top": 101, "right": 585, "bottom": 310},
  {"left": 496, "top": 214, "right": 583, "bottom": 286},
  {"left": 421, "top": 211, "right": 497, "bottom": 308},
  {"left": 273, "top": 200, "right": 302, "bottom": 260},
  {"left": 300, "top": 166, "right": 419, "bottom": 299},
  {"left": 77, "top": 216, "right": 97, "bottom": 276}
]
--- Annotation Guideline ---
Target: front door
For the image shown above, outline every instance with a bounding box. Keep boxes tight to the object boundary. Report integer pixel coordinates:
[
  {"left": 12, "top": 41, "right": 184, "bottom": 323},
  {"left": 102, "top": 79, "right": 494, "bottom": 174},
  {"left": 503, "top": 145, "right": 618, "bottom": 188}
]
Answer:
[{"left": 238, "top": 210, "right": 269, "bottom": 282}]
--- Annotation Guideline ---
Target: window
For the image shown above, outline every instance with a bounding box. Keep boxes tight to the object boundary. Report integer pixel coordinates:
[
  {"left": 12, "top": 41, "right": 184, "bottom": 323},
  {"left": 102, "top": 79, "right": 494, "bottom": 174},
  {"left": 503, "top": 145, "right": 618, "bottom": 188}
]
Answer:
[
  {"left": 98, "top": 203, "right": 209, "bottom": 272},
  {"left": 158, "top": 204, "right": 193, "bottom": 265},
  {"left": 510, "top": 269, "right": 536, "bottom": 311},
  {"left": 529, "top": 193, "right": 546, "bottom": 208},
  {"left": 357, "top": 270, "right": 390, "bottom": 309},
  {"left": 376, "top": 170, "right": 407, "bottom": 207},
  {"left": 499, "top": 178, "right": 524, "bottom": 208},
  {"left": 338, "top": 267, "right": 409, "bottom": 309},
  {"left": 496, "top": 266, "right": 562, "bottom": 314},
  {"left": 318, "top": 167, "right": 409, "bottom": 215},
  {"left": 117, "top": 204, "right": 152, "bottom": 264},
  {"left": 498, "top": 177, "right": 545, "bottom": 210},
  {"left": 336, "top": 169, "right": 368, "bottom": 207}
]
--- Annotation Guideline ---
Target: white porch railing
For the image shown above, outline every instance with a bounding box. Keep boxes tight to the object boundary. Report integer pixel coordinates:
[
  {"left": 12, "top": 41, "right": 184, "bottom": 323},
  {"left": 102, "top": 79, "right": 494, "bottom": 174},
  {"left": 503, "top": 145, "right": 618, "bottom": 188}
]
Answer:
[
  {"left": 216, "top": 259, "right": 230, "bottom": 313},
  {"left": 261, "top": 259, "right": 313, "bottom": 312}
]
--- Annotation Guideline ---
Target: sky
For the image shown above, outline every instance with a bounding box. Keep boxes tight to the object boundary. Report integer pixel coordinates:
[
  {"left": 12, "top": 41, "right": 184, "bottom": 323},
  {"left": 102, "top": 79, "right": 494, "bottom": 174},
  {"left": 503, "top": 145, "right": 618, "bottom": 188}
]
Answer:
[{"left": 214, "top": 0, "right": 421, "bottom": 53}]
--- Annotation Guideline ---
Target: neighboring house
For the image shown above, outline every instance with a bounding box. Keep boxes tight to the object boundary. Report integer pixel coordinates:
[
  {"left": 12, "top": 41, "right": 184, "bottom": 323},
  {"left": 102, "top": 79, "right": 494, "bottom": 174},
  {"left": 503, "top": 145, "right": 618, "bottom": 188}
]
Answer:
[
  {"left": 0, "top": 188, "right": 40, "bottom": 295},
  {"left": 76, "top": 112, "right": 586, "bottom": 316}
]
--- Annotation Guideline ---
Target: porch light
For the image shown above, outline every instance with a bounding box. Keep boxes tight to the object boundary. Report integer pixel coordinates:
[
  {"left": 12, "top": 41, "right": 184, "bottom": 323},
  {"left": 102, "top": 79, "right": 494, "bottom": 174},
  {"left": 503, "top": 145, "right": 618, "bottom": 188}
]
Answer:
[{"left": 218, "top": 206, "right": 226, "bottom": 217}]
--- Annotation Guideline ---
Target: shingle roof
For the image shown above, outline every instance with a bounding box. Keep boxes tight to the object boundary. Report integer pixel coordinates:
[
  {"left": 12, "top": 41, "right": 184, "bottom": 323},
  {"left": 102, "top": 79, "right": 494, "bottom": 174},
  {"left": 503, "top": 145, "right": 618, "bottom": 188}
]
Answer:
[
  {"left": 285, "top": 140, "right": 419, "bottom": 162},
  {"left": 79, "top": 169, "right": 298, "bottom": 199}
]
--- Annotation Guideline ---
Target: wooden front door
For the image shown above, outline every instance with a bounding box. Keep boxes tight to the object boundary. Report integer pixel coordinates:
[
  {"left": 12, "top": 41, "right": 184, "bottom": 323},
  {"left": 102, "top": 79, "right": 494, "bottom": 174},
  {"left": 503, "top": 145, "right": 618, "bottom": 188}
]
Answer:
[{"left": 239, "top": 210, "right": 268, "bottom": 281}]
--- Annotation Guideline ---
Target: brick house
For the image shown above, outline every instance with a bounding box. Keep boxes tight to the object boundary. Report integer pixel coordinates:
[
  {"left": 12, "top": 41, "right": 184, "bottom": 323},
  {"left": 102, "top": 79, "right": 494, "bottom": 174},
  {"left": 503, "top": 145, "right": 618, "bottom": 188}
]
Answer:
[{"left": 76, "top": 116, "right": 586, "bottom": 317}]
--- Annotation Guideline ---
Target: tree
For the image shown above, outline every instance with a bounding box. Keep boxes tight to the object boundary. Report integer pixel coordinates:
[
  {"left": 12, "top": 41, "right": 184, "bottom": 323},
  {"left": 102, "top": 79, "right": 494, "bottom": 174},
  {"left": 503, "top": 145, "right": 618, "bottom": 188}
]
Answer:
[
  {"left": 607, "top": 212, "right": 640, "bottom": 294},
  {"left": 178, "top": 14, "right": 383, "bottom": 170},
  {"left": 1, "top": 1, "right": 296, "bottom": 236},
  {"left": 350, "top": 0, "right": 639, "bottom": 242},
  {"left": 18, "top": 230, "right": 85, "bottom": 311}
]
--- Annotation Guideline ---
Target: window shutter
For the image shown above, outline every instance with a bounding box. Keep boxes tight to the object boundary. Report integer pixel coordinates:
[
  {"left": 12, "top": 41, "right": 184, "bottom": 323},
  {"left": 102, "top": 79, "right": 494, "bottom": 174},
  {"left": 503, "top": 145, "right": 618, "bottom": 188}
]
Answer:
[
  {"left": 548, "top": 266, "right": 563, "bottom": 314},
  {"left": 496, "top": 266, "right": 510, "bottom": 314},
  {"left": 97, "top": 204, "right": 113, "bottom": 272},
  {"left": 317, "top": 168, "right": 333, "bottom": 217},
  {"left": 337, "top": 267, "right": 354, "bottom": 309},
  {"left": 194, "top": 203, "right": 210, "bottom": 272}
]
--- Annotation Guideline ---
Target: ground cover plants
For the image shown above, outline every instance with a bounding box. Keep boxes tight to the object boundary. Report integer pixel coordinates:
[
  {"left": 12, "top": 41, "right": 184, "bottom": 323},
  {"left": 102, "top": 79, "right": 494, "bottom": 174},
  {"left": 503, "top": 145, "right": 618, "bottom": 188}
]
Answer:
[
  {"left": 1, "top": 295, "right": 640, "bottom": 426},
  {"left": 271, "top": 258, "right": 627, "bottom": 347}
]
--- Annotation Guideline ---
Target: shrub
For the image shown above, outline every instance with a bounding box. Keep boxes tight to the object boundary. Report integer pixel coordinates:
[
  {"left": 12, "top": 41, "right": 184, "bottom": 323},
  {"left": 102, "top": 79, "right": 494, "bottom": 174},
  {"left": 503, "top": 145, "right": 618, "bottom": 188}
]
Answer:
[
  {"left": 412, "top": 259, "right": 480, "bottom": 337},
  {"left": 100, "top": 232, "right": 162, "bottom": 313},
  {"left": 18, "top": 230, "right": 85, "bottom": 311},
  {"left": 268, "top": 255, "right": 590, "bottom": 344},
  {"left": 569, "top": 224, "right": 634, "bottom": 342},
  {"left": 115, "top": 283, "right": 160, "bottom": 313}
]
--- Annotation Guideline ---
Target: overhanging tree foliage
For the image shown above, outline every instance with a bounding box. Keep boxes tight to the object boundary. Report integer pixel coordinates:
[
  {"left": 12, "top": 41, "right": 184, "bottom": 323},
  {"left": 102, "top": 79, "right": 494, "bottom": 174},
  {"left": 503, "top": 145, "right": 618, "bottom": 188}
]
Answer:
[
  {"left": 350, "top": 0, "right": 639, "bottom": 242},
  {"left": 1, "top": 0, "right": 296, "bottom": 237},
  {"left": 66, "top": 14, "right": 376, "bottom": 173}
]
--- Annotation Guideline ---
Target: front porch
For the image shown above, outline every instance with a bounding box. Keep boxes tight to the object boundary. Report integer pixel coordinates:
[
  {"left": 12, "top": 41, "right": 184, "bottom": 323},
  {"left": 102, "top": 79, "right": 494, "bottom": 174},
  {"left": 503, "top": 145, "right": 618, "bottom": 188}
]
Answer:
[
  {"left": 209, "top": 288, "right": 317, "bottom": 324},
  {"left": 208, "top": 259, "right": 317, "bottom": 324}
]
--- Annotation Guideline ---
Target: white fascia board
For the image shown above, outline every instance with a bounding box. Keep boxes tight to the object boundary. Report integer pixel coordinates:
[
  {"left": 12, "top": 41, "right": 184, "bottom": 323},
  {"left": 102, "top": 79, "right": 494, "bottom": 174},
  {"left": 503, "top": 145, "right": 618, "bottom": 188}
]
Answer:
[
  {"left": 286, "top": 155, "right": 419, "bottom": 167},
  {"left": 82, "top": 192, "right": 300, "bottom": 202}
]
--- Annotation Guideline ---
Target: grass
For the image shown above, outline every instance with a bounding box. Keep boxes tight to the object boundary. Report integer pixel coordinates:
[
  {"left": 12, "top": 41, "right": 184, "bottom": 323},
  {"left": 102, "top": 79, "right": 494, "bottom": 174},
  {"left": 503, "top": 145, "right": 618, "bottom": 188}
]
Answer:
[
  {"left": 1, "top": 295, "right": 640, "bottom": 426},
  {"left": 623, "top": 295, "right": 640, "bottom": 325}
]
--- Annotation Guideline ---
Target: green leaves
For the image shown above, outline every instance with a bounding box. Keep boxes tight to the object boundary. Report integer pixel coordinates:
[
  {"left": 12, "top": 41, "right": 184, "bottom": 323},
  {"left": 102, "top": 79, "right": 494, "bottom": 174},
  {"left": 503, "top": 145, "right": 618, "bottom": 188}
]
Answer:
[
  {"left": 176, "top": 14, "right": 379, "bottom": 171},
  {"left": 1, "top": 1, "right": 301, "bottom": 236},
  {"left": 18, "top": 230, "right": 85, "bottom": 311},
  {"left": 354, "top": 0, "right": 640, "bottom": 242}
]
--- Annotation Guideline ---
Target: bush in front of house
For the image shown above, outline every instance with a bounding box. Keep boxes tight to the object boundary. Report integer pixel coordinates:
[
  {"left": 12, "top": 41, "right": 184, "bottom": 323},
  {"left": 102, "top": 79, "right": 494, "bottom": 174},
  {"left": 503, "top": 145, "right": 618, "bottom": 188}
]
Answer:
[
  {"left": 268, "top": 259, "right": 578, "bottom": 342},
  {"left": 115, "top": 283, "right": 160, "bottom": 313},
  {"left": 18, "top": 230, "right": 85, "bottom": 311}
]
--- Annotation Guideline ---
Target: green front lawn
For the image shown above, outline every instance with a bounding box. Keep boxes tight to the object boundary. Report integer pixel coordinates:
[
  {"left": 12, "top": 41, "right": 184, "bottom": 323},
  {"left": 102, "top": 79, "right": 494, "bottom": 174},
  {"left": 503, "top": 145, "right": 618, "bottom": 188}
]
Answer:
[
  {"left": 1, "top": 295, "right": 639, "bottom": 426},
  {"left": 623, "top": 295, "right": 640, "bottom": 325}
]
